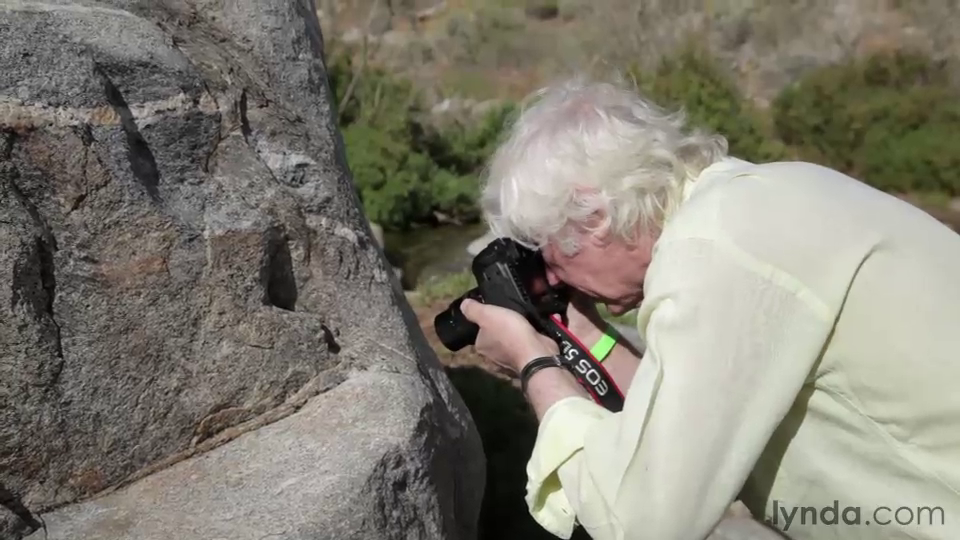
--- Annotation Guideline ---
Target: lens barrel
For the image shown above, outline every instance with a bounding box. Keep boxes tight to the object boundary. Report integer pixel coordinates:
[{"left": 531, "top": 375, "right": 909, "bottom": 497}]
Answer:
[{"left": 433, "top": 288, "right": 483, "bottom": 351}]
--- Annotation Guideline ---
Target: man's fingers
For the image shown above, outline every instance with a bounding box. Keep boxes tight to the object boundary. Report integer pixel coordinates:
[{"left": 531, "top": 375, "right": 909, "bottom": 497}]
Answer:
[{"left": 461, "top": 298, "right": 527, "bottom": 328}]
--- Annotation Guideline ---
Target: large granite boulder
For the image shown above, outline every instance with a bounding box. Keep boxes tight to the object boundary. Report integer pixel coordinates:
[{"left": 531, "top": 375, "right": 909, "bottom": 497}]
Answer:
[{"left": 0, "top": 0, "right": 484, "bottom": 538}]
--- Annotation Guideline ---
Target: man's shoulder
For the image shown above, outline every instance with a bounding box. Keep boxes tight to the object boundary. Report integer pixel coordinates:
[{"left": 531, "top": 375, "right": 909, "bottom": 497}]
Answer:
[
  {"left": 690, "top": 158, "right": 858, "bottom": 205},
  {"left": 664, "top": 158, "right": 868, "bottom": 242}
]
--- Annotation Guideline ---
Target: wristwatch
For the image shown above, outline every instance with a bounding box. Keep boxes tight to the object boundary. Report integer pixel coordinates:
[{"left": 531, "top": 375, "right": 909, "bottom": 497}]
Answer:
[{"left": 520, "top": 355, "right": 564, "bottom": 395}]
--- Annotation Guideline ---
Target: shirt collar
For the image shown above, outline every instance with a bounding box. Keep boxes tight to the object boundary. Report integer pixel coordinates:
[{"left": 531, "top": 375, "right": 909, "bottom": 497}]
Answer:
[{"left": 681, "top": 155, "right": 755, "bottom": 204}]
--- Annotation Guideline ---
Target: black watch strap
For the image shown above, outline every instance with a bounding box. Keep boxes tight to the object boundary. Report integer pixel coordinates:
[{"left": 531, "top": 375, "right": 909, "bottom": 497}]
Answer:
[{"left": 520, "top": 355, "right": 563, "bottom": 394}]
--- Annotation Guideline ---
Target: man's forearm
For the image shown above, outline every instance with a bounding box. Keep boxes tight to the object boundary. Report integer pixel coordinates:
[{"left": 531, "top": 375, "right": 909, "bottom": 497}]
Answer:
[
  {"left": 519, "top": 311, "right": 642, "bottom": 422},
  {"left": 573, "top": 323, "right": 642, "bottom": 395},
  {"left": 524, "top": 331, "right": 640, "bottom": 420},
  {"left": 524, "top": 364, "right": 592, "bottom": 420},
  {"left": 597, "top": 341, "right": 640, "bottom": 394}
]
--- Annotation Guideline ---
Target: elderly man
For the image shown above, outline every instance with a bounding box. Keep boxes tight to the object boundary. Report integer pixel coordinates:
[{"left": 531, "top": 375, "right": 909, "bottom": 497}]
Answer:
[{"left": 459, "top": 76, "right": 960, "bottom": 540}]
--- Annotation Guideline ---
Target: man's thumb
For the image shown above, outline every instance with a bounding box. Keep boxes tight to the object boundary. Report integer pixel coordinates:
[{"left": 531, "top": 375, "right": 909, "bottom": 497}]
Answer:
[{"left": 460, "top": 298, "right": 483, "bottom": 324}]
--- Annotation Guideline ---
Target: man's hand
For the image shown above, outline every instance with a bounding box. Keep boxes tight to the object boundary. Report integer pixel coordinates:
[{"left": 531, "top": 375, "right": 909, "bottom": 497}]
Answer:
[
  {"left": 460, "top": 297, "right": 593, "bottom": 420},
  {"left": 460, "top": 299, "right": 558, "bottom": 376}
]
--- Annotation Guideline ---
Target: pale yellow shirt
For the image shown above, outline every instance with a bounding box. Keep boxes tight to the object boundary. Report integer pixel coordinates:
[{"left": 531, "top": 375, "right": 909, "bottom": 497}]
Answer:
[{"left": 525, "top": 157, "right": 960, "bottom": 540}]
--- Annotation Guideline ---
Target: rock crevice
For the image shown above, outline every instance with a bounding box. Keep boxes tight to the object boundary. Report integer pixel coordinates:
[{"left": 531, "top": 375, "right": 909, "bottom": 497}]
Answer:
[{"left": 93, "top": 64, "right": 163, "bottom": 203}]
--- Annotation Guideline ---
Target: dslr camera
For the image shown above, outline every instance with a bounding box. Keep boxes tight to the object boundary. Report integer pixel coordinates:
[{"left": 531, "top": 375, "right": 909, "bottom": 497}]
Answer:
[{"left": 434, "top": 237, "right": 623, "bottom": 412}]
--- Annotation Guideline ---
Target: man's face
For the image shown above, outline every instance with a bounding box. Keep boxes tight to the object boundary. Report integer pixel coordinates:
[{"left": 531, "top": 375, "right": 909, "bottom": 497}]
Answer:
[{"left": 540, "top": 228, "right": 653, "bottom": 315}]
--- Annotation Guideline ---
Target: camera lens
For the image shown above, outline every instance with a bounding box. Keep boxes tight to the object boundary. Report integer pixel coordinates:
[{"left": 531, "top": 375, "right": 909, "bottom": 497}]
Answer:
[{"left": 434, "top": 289, "right": 482, "bottom": 351}]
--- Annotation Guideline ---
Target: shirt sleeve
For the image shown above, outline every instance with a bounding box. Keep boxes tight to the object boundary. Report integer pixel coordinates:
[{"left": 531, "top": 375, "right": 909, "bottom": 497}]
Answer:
[{"left": 524, "top": 236, "right": 836, "bottom": 540}]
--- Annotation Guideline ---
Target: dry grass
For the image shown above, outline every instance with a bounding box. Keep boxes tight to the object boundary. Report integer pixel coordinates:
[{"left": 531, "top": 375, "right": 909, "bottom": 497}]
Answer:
[{"left": 320, "top": 0, "right": 959, "bottom": 107}]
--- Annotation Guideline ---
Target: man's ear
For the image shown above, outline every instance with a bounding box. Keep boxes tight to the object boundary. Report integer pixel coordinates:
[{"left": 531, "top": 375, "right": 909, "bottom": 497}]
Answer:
[
  {"left": 587, "top": 229, "right": 610, "bottom": 247},
  {"left": 574, "top": 207, "right": 611, "bottom": 245},
  {"left": 585, "top": 218, "right": 614, "bottom": 247}
]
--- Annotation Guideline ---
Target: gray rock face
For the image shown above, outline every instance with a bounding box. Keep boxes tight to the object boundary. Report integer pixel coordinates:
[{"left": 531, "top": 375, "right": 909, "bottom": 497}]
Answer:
[
  {"left": 0, "top": 0, "right": 484, "bottom": 538},
  {"left": 23, "top": 372, "right": 474, "bottom": 540}
]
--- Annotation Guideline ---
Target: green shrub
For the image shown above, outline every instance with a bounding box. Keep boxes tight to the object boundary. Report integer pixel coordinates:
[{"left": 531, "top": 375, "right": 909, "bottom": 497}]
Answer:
[
  {"left": 326, "top": 50, "right": 513, "bottom": 230},
  {"left": 632, "top": 47, "right": 789, "bottom": 163},
  {"left": 415, "top": 103, "right": 518, "bottom": 176},
  {"left": 341, "top": 122, "right": 430, "bottom": 227},
  {"left": 772, "top": 51, "right": 960, "bottom": 194},
  {"left": 329, "top": 43, "right": 959, "bottom": 231}
]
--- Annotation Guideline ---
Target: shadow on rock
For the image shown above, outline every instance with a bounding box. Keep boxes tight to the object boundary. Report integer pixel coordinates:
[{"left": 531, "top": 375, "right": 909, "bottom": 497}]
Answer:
[{"left": 445, "top": 365, "right": 591, "bottom": 540}]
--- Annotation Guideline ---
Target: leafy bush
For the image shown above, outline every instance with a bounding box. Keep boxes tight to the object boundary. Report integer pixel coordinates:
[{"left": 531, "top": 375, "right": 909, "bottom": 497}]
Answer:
[
  {"left": 328, "top": 43, "right": 959, "bottom": 233},
  {"left": 631, "top": 47, "right": 789, "bottom": 163},
  {"left": 326, "top": 50, "right": 514, "bottom": 230},
  {"left": 415, "top": 103, "right": 518, "bottom": 176},
  {"left": 772, "top": 51, "right": 960, "bottom": 194}
]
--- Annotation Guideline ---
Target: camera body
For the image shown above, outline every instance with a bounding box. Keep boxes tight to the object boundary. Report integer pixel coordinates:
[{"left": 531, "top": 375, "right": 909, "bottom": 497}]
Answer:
[
  {"left": 433, "top": 237, "right": 624, "bottom": 412},
  {"left": 434, "top": 237, "right": 566, "bottom": 351}
]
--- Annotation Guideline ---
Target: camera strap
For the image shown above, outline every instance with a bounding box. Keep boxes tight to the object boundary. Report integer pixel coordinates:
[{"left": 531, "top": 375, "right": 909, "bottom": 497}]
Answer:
[{"left": 540, "top": 314, "right": 625, "bottom": 412}]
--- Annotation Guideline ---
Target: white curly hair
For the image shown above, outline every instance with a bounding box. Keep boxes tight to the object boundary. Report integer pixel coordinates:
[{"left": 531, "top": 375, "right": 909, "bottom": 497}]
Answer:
[{"left": 479, "top": 74, "right": 729, "bottom": 255}]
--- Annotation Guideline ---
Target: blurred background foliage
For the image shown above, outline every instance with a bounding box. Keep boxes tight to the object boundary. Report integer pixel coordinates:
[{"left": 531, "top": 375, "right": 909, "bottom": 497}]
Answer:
[{"left": 326, "top": 42, "right": 960, "bottom": 231}]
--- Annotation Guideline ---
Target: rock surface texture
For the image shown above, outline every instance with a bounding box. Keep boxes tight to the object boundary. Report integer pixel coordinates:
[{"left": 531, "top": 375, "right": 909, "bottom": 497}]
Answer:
[{"left": 0, "top": 0, "right": 484, "bottom": 538}]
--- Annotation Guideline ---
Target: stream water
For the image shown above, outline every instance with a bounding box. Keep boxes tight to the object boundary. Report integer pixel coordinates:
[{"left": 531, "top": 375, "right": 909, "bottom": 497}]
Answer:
[{"left": 383, "top": 222, "right": 489, "bottom": 290}]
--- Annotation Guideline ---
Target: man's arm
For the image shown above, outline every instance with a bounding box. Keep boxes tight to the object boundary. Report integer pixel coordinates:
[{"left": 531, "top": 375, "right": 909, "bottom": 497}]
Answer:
[
  {"left": 593, "top": 324, "right": 642, "bottom": 394},
  {"left": 522, "top": 236, "right": 836, "bottom": 540},
  {"left": 524, "top": 363, "right": 592, "bottom": 420},
  {"left": 563, "top": 302, "right": 643, "bottom": 396}
]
